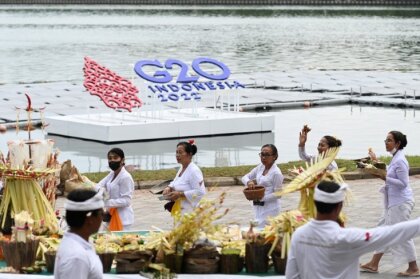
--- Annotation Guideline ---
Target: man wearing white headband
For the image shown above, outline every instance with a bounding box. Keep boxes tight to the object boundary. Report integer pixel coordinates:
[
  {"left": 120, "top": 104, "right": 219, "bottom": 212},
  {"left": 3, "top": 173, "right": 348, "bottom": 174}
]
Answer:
[
  {"left": 54, "top": 189, "right": 104, "bottom": 279},
  {"left": 286, "top": 180, "right": 420, "bottom": 279}
]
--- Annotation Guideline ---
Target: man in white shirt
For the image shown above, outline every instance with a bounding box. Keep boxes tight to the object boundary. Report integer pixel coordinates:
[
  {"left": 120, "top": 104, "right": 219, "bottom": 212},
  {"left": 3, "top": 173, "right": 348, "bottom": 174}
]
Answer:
[
  {"left": 286, "top": 180, "right": 420, "bottom": 279},
  {"left": 54, "top": 189, "right": 104, "bottom": 279}
]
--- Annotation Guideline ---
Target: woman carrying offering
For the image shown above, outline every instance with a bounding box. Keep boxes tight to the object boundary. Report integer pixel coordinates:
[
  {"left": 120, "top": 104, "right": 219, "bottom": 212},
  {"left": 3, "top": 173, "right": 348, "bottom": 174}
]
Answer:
[
  {"left": 96, "top": 148, "right": 134, "bottom": 231},
  {"left": 242, "top": 144, "right": 284, "bottom": 228},
  {"left": 298, "top": 124, "right": 342, "bottom": 171},
  {"left": 162, "top": 140, "right": 206, "bottom": 216},
  {"left": 360, "top": 131, "right": 419, "bottom": 277}
]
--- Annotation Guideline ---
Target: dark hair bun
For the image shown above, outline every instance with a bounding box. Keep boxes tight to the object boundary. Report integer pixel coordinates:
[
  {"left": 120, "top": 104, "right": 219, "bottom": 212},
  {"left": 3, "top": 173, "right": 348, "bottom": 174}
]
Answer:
[
  {"left": 324, "top": 136, "right": 342, "bottom": 148},
  {"left": 177, "top": 141, "right": 198, "bottom": 156},
  {"left": 390, "top": 131, "right": 407, "bottom": 149}
]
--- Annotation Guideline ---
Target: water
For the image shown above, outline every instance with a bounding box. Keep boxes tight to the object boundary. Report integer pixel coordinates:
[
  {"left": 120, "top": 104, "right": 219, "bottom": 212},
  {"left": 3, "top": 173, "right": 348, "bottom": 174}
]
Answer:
[
  {"left": 1, "top": 6, "right": 420, "bottom": 84},
  {"left": 1, "top": 105, "right": 418, "bottom": 172},
  {"left": 1, "top": 6, "right": 420, "bottom": 172}
]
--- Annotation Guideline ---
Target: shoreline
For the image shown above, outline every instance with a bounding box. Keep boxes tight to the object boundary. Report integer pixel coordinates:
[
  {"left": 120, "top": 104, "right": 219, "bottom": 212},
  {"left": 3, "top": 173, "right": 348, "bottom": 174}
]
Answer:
[{"left": 131, "top": 167, "right": 420, "bottom": 190}]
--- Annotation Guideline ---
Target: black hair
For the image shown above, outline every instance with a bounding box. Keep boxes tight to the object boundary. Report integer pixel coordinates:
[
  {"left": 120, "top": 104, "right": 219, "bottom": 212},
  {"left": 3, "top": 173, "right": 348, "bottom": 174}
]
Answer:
[
  {"left": 65, "top": 189, "right": 102, "bottom": 228},
  {"left": 108, "top": 148, "right": 125, "bottom": 159},
  {"left": 323, "top": 136, "right": 342, "bottom": 148},
  {"left": 389, "top": 131, "right": 407, "bottom": 150},
  {"left": 262, "top": 144, "right": 278, "bottom": 160},
  {"left": 177, "top": 141, "right": 197, "bottom": 156},
  {"left": 314, "top": 180, "right": 342, "bottom": 214}
]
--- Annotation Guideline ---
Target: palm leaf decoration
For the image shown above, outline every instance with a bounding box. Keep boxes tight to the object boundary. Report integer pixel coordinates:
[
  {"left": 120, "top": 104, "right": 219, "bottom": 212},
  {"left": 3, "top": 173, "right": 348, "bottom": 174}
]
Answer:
[{"left": 276, "top": 147, "right": 341, "bottom": 197}]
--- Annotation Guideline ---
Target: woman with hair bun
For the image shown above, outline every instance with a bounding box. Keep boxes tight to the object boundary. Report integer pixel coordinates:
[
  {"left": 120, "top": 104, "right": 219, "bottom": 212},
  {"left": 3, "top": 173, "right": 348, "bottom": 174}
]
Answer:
[
  {"left": 361, "top": 131, "right": 419, "bottom": 276},
  {"left": 162, "top": 140, "right": 206, "bottom": 216},
  {"left": 298, "top": 125, "right": 342, "bottom": 170}
]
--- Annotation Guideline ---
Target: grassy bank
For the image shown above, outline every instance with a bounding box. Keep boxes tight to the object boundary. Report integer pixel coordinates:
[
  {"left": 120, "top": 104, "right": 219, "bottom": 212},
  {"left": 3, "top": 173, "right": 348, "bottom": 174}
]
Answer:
[{"left": 83, "top": 155, "right": 420, "bottom": 183}]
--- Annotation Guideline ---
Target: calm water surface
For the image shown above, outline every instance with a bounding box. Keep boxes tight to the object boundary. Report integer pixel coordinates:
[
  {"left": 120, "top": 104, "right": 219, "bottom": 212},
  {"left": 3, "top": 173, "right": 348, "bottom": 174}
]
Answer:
[
  {"left": 1, "top": 105, "right": 418, "bottom": 172},
  {"left": 0, "top": 6, "right": 420, "bottom": 84},
  {"left": 1, "top": 6, "right": 420, "bottom": 172}
]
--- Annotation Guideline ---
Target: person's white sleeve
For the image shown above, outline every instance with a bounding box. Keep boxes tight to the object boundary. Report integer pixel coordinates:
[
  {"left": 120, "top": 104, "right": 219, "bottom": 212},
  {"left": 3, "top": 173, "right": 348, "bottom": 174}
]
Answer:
[
  {"left": 183, "top": 167, "right": 206, "bottom": 204},
  {"left": 346, "top": 218, "right": 420, "bottom": 256},
  {"left": 262, "top": 171, "right": 284, "bottom": 202},
  {"left": 286, "top": 237, "right": 301, "bottom": 279},
  {"left": 105, "top": 176, "right": 134, "bottom": 208},
  {"left": 241, "top": 165, "right": 259, "bottom": 186},
  {"left": 298, "top": 146, "right": 313, "bottom": 162},
  {"left": 386, "top": 160, "right": 409, "bottom": 189},
  {"left": 56, "top": 258, "right": 90, "bottom": 279},
  {"left": 95, "top": 172, "right": 111, "bottom": 191}
]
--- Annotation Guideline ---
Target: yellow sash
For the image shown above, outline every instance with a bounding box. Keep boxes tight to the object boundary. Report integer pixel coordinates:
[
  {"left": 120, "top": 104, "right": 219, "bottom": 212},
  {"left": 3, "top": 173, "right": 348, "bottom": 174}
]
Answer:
[{"left": 171, "top": 198, "right": 185, "bottom": 217}]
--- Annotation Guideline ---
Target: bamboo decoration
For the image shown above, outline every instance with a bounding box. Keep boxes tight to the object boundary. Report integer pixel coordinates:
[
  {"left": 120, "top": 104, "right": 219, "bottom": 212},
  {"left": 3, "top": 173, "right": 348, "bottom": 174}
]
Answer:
[
  {"left": 0, "top": 94, "right": 60, "bottom": 235},
  {"left": 0, "top": 178, "right": 58, "bottom": 233}
]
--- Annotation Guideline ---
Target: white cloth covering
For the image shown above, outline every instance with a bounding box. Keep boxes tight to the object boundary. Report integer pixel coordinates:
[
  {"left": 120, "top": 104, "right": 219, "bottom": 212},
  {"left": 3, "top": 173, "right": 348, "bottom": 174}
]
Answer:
[
  {"left": 95, "top": 167, "right": 134, "bottom": 227},
  {"left": 54, "top": 232, "right": 103, "bottom": 279},
  {"left": 314, "top": 183, "right": 348, "bottom": 204},
  {"left": 241, "top": 163, "right": 284, "bottom": 228},
  {"left": 298, "top": 146, "right": 338, "bottom": 171},
  {"left": 286, "top": 218, "right": 420, "bottom": 279},
  {"left": 65, "top": 188, "right": 104, "bottom": 211},
  {"left": 169, "top": 162, "right": 206, "bottom": 215}
]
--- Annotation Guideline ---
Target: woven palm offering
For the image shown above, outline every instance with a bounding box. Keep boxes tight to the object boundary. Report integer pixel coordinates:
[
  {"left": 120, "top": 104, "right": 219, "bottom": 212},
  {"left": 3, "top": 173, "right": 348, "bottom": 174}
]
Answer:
[
  {"left": 0, "top": 211, "right": 39, "bottom": 271},
  {"left": 98, "top": 252, "right": 116, "bottom": 273},
  {"left": 355, "top": 156, "right": 387, "bottom": 177},
  {"left": 243, "top": 186, "right": 265, "bottom": 201},
  {"left": 267, "top": 147, "right": 349, "bottom": 258},
  {"left": 116, "top": 250, "right": 153, "bottom": 274},
  {"left": 262, "top": 210, "right": 307, "bottom": 260},
  {"left": 44, "top": 251, "right": 56, "bottom": 273},
  {"left": 183, "top": 242, "right": 220, "bottom": 274},
  {"left": 272, "top": 251, "right": 287, "bottom": 275},
  {"left": 276, "top": 147, "right": 346, "bottom": 219}
]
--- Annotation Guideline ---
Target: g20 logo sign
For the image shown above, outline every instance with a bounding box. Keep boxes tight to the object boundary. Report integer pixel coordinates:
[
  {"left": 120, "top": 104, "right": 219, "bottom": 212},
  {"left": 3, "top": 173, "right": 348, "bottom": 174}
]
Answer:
[
  {"left": 134, "top": 57, "right": 231, "bottom": 83},
  {"left": 134, "top": 57, "right": 244, "bottom": 102}
]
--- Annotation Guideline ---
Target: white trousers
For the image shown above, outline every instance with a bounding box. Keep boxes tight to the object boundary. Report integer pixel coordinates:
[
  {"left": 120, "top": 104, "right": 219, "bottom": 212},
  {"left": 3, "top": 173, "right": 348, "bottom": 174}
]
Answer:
[{"left": 375, "top": 201, "right": 417, "bottom": 264}]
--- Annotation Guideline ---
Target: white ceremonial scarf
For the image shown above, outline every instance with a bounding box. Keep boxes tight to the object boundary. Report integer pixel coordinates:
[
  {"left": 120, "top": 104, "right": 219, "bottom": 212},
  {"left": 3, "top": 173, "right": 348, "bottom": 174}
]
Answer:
[
  {"left": 314, "top": 183, "right": 348, "bottom": 204},
  {"left": 65, "top": 188, "right": 104, "bottom": 211}
]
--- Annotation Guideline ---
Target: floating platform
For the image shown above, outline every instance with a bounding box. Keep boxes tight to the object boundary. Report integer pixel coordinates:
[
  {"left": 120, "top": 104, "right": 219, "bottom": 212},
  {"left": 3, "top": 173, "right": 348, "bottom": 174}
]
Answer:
[{"left": 46, "top": 108, "right": 274, "bottom": 143}]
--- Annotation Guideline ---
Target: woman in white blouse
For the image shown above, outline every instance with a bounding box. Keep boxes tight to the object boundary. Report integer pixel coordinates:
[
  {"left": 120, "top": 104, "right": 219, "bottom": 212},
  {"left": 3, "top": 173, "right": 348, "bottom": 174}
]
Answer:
[
  {"left": 96, "top": 148, "right": 134, "bottom": 231},
  {"left": 361, "top": 131, "right": 419, "bottom": 277},
  {"left": 242, "top": 144, "right": 284, "bottom": 228},
  {"left": 162, "top": 140, "right": 206, "bottom": 216},
  {"left": 298, "top": 125, "right": 342, "bottom": 171}
]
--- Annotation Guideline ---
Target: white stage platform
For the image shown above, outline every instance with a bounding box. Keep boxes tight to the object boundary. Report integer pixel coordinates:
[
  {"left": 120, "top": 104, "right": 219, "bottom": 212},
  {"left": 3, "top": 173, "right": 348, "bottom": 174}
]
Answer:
[{"left": 46, "top": 108, "right": 274, "bottom": 143}]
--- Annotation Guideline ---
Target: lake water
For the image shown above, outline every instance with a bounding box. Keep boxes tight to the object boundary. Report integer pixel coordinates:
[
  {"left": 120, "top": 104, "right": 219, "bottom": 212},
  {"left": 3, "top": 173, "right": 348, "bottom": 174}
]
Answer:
[
  {"left": 1, "top": 6, "right": 420, "bottom": 84},
  {"left": 1, "top": 104, "right": 419, "bottom": 172},
  {"left": 1, "top": 6, "right": 420, "bottom": 172}
]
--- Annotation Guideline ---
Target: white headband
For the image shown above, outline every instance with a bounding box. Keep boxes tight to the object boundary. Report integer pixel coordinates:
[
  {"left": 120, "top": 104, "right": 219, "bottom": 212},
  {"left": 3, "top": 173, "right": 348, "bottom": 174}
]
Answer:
[
  {"left": 65, "top": 189, "right": 104, "bottom": 211},
  {"left": 314, "top": 183, "right": 348, "bottom": 204}
]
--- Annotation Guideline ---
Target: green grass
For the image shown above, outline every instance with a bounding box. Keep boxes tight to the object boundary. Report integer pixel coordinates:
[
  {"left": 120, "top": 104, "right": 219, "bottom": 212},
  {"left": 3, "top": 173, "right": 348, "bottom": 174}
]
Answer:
[{"left": 82, "top": 155, "right": 420, "bottom": 183}]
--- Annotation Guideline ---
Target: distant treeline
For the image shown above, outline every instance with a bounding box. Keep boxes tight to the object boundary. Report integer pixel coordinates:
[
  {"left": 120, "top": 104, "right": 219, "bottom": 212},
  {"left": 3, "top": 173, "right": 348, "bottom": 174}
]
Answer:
[{"left": 1, "top": 0, "right": 420, "bottom": 5}]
